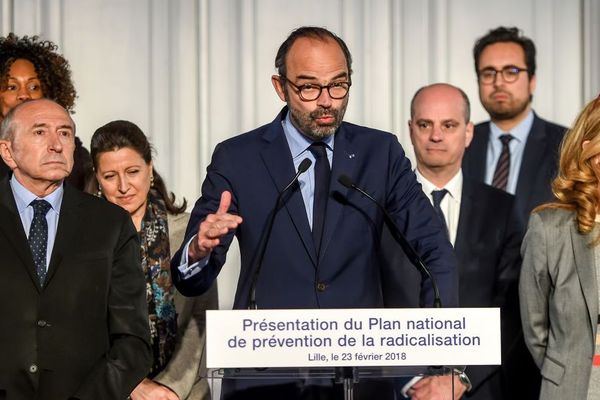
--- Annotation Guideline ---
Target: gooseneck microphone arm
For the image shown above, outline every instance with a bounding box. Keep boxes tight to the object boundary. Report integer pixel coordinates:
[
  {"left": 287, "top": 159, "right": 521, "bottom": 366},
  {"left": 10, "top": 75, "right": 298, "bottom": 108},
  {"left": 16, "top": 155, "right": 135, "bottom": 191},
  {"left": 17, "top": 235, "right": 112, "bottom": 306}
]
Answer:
[
  {"left": 248, "top": 158, "right": 312, "bottom": 309},
  {"left": 338, "top": 174, "right": 443, "bottom": 308}
]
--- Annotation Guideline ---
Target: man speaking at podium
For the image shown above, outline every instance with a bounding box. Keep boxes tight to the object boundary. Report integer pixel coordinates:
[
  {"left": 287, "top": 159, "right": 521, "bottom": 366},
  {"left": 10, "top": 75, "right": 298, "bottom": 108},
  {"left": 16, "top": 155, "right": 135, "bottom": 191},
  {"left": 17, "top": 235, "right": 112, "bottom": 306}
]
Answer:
[{"left": 171, "top": 26, "right": 458, "bottom": 400}]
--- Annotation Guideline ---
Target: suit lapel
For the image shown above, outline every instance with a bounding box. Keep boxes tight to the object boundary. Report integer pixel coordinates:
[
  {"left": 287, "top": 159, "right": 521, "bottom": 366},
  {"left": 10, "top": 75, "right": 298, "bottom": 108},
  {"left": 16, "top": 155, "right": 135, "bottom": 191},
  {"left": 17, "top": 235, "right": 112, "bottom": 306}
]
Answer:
[
  {"left": 572, "top": 223, "right": 599, "bottom": 336},
  {"left": 467, "top": 123, "right": 490, "bottom": 182},
  {"left": 319, "top": 124, "right": 355, "bottom": 260},
  {"left": 45, "top": 184, "right": 82, "bottom": 285},
  {"left": 260, "top": 111, "right": 317, "bottom": 266},
  {"left": 0, "top": 178, "right": 43, "bottom": 291},
  {"left": 454, "top": 179, "right": 475, "bottom": 271},
  {"left": 515, "top": 114, "right": 547, "bottom": 203}
]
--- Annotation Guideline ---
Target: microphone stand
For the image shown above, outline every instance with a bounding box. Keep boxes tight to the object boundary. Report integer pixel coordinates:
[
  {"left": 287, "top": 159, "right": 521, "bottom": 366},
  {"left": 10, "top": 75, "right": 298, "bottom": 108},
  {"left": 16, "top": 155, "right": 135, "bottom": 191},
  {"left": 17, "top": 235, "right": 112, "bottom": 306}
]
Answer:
[
  {"left": 338, "top": 174, "right": 443, "bottom": 308},
  {"left": 247, "top": 158, "right": 312, "bottom": 309}
]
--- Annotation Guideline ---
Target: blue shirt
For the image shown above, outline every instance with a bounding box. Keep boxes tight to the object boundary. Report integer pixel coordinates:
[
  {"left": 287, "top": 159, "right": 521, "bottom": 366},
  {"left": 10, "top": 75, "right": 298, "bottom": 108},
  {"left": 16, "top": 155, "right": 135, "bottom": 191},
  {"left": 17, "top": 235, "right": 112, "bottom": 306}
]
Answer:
[
  {"left": 10, "top": 177, "right": 64, "bottom": 271},
  {"left": 484, "top": 110, "right": 534, "bottom": 194},
  {"left": 282, "top": 112, "right": 334, "bottom": 229}
]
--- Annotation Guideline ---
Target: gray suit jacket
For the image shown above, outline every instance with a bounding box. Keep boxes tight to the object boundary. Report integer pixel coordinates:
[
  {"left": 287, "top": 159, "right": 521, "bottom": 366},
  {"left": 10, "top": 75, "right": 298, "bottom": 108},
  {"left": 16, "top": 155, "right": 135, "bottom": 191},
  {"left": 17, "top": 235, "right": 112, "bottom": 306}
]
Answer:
[
  {"left": 154, "top": 213, "right": 218, "bottom": 400},
  {"left": 520, "top": 208, "right": 598, "bottom": 399}
]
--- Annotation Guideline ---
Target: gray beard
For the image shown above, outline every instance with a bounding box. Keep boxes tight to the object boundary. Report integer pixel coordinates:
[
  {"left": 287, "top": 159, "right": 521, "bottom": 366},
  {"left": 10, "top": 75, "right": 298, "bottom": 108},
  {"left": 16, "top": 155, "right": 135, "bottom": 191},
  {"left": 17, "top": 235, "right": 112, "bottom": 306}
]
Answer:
[{"left": 288, "top": 106, "right": 346, "bottom": 141}]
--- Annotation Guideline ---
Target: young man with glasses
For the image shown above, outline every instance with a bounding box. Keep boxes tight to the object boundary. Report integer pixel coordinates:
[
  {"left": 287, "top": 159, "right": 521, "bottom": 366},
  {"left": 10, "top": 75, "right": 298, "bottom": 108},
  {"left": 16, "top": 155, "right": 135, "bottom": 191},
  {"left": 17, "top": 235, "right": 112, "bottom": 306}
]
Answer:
[
  {"left": 171, "top": 26, "right": 458, "bottom": 400},
  {"left": 463, "top": 26, "right": 566, "bottom": 228},
  {"left": 462, "top": 26, "right": 567, "bottom": 399}
]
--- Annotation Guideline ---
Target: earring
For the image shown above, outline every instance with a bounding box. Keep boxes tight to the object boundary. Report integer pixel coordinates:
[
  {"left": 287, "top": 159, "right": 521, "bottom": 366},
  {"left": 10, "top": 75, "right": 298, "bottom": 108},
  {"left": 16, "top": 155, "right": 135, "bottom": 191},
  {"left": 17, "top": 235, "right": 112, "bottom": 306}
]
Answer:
[
  {"left": 97, "top": 185, "right": 102, "bottom": 197},
  {"left": 150, "top": 175, "right": 154, "bottom": 187}
]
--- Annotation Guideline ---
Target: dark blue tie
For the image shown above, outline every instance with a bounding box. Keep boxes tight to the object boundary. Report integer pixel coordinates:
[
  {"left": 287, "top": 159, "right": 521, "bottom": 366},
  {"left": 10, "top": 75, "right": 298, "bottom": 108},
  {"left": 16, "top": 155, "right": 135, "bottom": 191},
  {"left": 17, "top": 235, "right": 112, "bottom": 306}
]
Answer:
[
  {"left": 309, "top": 142, "right": 330, "bottom": 255},
  {"left": 29, "top": 199, "right": 51, "bottom": 285},
  {"left": 431, "top": 189, "right": 449, "bottom": 238}
]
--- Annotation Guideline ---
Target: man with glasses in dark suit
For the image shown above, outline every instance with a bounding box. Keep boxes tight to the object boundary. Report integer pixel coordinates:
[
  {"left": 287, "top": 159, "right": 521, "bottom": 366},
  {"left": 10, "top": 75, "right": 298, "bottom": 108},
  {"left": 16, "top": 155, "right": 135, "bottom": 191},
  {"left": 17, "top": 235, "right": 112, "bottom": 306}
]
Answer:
[
  {"left": 172, "top": 26, "right": 458, "bottom": 400},
  {"left": 463, "top": 26, "right": 566, "bottom": 228},
  {"left": 462, "top": 26, "right": 567, "bottom": 399}
]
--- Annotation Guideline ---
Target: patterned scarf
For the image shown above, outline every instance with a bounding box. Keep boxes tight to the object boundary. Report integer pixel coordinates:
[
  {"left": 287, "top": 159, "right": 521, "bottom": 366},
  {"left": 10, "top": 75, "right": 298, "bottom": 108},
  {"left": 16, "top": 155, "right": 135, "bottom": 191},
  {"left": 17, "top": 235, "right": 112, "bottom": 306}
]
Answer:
[{"left": 139, "top": 188, "right": 177, "bottom": 376}]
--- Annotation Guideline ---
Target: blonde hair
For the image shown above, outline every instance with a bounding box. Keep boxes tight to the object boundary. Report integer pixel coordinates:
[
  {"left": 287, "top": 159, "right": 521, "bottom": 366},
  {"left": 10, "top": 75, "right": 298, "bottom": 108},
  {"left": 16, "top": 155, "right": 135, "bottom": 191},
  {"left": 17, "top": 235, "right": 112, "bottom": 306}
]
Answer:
[{"left": 537, "top": 97, "right": 600, "bottom": 240}]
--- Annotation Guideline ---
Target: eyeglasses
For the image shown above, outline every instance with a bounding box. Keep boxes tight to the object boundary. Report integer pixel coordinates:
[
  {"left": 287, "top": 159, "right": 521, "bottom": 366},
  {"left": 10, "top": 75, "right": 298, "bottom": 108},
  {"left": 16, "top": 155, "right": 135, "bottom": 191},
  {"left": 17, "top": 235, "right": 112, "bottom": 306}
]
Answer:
[
  {"left": 281, "top": 76, "right": 351, "bottom": 101},
  {"left": 478, "top": 66, "right": 528, "bottom": 85}
]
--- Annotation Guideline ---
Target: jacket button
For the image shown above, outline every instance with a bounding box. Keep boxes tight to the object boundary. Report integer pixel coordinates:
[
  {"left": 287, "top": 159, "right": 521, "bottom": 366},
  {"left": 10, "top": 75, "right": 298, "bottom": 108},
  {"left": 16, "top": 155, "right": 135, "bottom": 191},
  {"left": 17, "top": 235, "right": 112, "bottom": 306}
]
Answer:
[
  {"left": 29, "top": 364, "right": 38, "bottom": 373},
  {"left": 37, "top": 320, "right": 47, "bottom": 327},
  {"left": 316, "top": 282, "right": 326, "bottom": 292}
]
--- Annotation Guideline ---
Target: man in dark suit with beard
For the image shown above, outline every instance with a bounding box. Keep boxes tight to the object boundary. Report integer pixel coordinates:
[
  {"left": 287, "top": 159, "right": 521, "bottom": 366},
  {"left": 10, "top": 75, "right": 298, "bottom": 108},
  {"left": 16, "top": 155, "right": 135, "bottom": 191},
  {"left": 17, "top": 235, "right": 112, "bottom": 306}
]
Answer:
[
  {"left": 171, "top": 27, "right": 459, "bottom": 400},
  {"left": 0, "top": 99, "right": 151, "bottom": 399},
  {"left": 382, "top": 83, "right": 522, "bottom": 399},
  {"left": 462, "top": 26, "right": 566, "bottom": 229},
  {"left": 462, "top": 26, "right": 567, "bottom": 399}
]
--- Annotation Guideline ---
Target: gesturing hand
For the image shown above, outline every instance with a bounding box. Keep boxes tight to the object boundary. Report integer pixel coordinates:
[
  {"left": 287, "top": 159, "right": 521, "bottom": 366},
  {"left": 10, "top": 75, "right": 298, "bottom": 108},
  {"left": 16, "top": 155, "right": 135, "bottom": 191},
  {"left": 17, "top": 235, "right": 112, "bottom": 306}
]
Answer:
[{"left": 188, "top": 191, "right": 243, "bottom": 263}]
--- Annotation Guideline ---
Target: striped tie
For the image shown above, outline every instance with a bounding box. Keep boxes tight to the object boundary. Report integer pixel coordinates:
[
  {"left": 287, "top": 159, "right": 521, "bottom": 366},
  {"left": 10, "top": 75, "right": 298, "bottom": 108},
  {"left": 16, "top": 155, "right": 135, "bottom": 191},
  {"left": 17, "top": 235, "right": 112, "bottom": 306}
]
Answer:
[
  {"left": 431, "top": 189, "right": 449, "bottom": 238},
  {"left": 492, "top": 134, "right": 513, "bottom": 191}
]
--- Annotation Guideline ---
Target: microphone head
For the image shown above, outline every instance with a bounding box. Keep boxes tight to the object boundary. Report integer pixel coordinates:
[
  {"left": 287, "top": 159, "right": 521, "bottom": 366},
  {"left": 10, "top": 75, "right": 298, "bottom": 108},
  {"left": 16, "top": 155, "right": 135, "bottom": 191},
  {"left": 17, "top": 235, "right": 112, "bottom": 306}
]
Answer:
[
  {"left": 338, "top": 174, "right": 354, "bottom": 188},
  {"left": 298, "top": 158, "right": 312, "bottom": 173}
]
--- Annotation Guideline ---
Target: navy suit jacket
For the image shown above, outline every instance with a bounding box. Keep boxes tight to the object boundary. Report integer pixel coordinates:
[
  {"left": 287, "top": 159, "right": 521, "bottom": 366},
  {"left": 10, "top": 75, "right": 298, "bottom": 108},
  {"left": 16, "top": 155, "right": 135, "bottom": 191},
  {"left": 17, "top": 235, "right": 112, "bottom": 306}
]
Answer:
[
  {"left": 462, "top": 113, "right": 566, "bottom": 228},
  {"left": 382, "top": 178, "right": 522, "bottom": 399},
  {"left": 172, "top": 108, "right": 458, "bottom": 310}
]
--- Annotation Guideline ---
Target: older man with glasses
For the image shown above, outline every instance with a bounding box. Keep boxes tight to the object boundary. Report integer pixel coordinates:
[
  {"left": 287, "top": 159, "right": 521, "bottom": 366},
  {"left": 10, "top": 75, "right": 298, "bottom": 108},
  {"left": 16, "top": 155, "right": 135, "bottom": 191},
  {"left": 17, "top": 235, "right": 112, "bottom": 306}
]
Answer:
[{"left": 462, "top": 26, "right": 567, "bottom": 400}]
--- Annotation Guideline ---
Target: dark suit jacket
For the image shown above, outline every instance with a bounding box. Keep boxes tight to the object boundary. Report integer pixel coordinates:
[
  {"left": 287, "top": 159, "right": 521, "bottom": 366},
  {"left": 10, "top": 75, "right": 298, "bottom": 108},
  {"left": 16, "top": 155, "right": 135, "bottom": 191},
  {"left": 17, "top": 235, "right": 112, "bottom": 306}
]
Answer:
[
  {"left": 382, "top": 178, "right": 522, "bottom": 400},
  {"left": 171, "top": 108, "right": 458, "bottom": 399},
  {"left": 462, "top": 113, "right": 566, "bottom": 228},
  {"left": 0, "top": 157, "right": 9, "bottom": 179},
  {"left": 0, "top": 178, "right": 152, "bottom": 400},
  {"left": 172, "top": 107, "right": 458, "bottom": 309}
]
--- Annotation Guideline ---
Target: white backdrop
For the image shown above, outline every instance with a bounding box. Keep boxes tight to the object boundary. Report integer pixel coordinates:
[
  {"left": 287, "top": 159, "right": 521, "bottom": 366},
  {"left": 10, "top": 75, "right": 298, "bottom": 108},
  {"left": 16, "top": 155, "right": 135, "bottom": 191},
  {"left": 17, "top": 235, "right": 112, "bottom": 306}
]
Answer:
[{"left": 2, "top": 0, "right": 599, "bottom": 309}]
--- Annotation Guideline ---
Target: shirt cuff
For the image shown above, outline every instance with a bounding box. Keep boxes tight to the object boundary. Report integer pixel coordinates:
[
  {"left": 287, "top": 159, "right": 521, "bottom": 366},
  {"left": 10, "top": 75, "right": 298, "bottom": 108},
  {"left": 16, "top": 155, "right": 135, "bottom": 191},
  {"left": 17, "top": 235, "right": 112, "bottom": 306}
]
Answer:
[
  {"left": 401, "top": 376, "right": 423, "bottom": 398},
  {"left": 176, "top": 234, "right": 209, "bottom": 279}
]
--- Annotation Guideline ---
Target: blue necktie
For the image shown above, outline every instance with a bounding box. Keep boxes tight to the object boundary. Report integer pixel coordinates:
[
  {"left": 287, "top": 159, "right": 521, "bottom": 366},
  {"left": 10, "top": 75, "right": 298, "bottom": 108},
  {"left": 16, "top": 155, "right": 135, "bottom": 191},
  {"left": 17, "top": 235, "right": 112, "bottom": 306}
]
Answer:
[
  {"left": 309, "top": 142, "right": 330, "bottom": 255},
  {"left": 29, "top": 199, "right": 51, "bottom": 285},
  {"left": 431, "top": 189, "right": 449, "bottom": 238}
]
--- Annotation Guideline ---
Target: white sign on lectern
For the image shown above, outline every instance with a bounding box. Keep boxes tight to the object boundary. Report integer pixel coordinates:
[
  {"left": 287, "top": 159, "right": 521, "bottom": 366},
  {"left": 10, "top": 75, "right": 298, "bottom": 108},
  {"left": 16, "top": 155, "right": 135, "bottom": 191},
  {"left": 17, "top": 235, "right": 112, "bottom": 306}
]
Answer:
[{"left": 206, "top": 308, "right": 500, "bottom": 369}]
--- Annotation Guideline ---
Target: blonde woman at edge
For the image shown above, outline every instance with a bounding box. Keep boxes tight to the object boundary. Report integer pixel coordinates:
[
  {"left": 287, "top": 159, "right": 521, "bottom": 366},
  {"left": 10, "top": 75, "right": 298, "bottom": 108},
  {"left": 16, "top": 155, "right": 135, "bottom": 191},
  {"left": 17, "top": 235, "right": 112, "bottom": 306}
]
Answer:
[
  {"left": 520, "top": 96, "right": 600, "bottom": 399},
  {"left": 87, "top": 120, "right": 217, "bottom": 400}
]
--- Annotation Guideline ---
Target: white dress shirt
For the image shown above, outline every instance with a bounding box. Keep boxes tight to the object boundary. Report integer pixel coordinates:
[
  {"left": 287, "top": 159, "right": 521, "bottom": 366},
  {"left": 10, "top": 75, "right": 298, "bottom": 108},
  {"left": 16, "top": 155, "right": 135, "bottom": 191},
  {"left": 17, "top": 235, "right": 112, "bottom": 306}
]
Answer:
[{"left": 414, "top": 169, "right": 462, "bottom": 247}]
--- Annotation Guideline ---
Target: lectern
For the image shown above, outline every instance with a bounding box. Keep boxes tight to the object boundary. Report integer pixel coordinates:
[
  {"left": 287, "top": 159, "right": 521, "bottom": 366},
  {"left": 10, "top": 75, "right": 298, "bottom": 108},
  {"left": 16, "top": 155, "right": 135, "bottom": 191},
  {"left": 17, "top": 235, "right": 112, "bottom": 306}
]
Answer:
[{"left": 205, "top": 308, "right": 500, "bottom": 399}]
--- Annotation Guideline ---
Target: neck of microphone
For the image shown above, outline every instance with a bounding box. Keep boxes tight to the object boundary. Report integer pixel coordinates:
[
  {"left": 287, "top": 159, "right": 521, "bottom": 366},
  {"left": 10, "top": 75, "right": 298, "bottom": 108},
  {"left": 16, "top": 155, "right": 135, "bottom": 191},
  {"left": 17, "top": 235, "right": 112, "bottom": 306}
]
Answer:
[
  {"left": 338, "top": 174, "right": 443, "bottom": 308},
  {"left": 248, "top": 158, "right": 312, "bottom": 309}
]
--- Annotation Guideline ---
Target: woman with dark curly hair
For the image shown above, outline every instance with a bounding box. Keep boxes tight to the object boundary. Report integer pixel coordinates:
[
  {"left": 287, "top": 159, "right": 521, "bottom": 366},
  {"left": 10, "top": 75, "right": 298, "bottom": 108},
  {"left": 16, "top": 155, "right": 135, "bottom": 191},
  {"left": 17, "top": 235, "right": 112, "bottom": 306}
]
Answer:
[
  {"left": 0, "top": 33, "right": 90, "bottom": 190},
  {"left": 520, "top": 96, "right": 600, "bottom": 399}
]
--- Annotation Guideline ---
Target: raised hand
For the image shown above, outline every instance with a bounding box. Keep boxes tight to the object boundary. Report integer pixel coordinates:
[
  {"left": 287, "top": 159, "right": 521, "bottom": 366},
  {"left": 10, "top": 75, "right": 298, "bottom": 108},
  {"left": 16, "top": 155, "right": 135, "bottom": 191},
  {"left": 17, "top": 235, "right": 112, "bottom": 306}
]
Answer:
[{"left": 188, "top": 191, "right": 243, "bottom": 262}]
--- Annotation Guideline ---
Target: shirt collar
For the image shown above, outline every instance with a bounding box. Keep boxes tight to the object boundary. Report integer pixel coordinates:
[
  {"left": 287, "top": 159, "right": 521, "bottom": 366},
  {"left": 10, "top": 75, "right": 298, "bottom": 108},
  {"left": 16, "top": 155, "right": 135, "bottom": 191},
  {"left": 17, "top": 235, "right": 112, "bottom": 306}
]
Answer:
[
  {"left": 415, "top": 168, "right": 463, "bottom": 202},
  {"left": 282, "top": 109, "right": 334, "bottom": 158},
  {"left": 10, "top": 176, "right": 64, "bottom": 214},
  {"left": 490, "top": 109, "right": 534, "bottom": 144}
]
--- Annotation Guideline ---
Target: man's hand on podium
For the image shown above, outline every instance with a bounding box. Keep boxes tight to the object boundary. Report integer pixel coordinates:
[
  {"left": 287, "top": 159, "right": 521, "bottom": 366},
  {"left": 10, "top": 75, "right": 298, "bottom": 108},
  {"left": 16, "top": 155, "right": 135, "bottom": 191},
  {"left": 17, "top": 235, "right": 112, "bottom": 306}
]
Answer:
[{"left": 406, "top": 374, "right": 467, "bottom": 399}]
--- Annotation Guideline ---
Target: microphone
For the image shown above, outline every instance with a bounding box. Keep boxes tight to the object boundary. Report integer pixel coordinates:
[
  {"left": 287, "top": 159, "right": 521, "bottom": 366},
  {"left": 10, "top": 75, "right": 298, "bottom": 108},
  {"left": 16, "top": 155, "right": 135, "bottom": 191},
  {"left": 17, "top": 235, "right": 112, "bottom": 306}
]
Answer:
[
  {"left": 338, "top": 174, "right": 443, "bottom": 308},
  {"left": 248, "top": 158, "right": 312, "bottom": 309}
]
